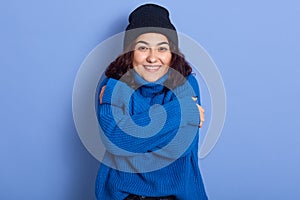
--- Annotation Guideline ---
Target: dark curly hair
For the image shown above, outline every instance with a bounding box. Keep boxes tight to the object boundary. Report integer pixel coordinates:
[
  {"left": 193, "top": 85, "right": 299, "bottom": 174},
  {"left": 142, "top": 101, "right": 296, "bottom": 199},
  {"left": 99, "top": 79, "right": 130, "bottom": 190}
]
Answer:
[{"left": 105, "top": 39, "right": 192, "bottom": 89}]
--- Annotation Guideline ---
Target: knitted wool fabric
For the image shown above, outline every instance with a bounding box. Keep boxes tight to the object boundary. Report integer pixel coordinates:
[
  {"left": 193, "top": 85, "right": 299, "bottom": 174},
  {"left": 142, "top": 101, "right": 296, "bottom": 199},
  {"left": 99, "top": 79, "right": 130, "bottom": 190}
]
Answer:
[{"left": 95, "top": 72, "right": 208, "bottom": 200}]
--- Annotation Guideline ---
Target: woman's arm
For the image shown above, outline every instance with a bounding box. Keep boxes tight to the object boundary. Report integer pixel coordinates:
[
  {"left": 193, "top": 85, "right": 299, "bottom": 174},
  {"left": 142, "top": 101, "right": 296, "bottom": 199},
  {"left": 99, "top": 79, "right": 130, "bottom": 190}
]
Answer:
[
  {"left": 187, "top": 74, "right": 205, "bottom": 128},
  {"left": 99, "top": 76, "right": 205, "bottom": 127},
  {"left": 97, "top": 78, "right": 200, "bottom": 156}
]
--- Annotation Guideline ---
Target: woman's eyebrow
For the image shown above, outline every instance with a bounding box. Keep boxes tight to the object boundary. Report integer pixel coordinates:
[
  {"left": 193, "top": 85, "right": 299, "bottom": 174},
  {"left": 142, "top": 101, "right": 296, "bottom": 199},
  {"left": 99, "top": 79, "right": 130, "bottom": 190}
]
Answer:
[
  {"left": 135, "top": 41, "right": 169, "bottom": 46},
  {"left": 156, "top": 42, "right": 169, "bottom": 46},
  {"left": 135, "top": 41, "right": 149, "bottom": 45}
]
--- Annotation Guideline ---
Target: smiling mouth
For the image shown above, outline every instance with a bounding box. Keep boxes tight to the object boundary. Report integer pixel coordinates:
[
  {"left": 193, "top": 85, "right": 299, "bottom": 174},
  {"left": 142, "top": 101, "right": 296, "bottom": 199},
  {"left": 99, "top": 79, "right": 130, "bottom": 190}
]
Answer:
[{"left": 143, "top": 65, "right": 161, "bottom": 71}]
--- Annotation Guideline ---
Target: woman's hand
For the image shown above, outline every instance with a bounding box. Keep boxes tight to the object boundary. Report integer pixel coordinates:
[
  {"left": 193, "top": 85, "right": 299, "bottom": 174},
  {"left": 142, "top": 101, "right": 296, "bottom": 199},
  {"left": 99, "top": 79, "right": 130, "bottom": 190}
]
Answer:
[
  {"left": 99, "top": 85, "right": 106, "bottom": 104},
  {"left": 192, "top": 96, "right": 205, "bottom": 128},
  {"left": 196, "top": 104, "right": 205, "bottom": 128}
]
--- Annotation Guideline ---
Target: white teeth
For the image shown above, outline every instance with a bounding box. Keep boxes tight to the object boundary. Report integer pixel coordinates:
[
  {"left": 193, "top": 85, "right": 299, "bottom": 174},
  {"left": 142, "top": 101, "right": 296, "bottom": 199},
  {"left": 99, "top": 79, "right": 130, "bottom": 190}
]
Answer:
[{"left": 144, "top": 65, "right": 160, "bottom": 70}]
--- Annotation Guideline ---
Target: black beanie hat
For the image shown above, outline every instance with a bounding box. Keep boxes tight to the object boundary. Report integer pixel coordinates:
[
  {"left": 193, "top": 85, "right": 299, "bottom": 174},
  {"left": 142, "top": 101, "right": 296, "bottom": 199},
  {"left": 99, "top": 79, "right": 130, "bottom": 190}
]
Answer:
[{"left": 123, "top": 4, "right": 178, "bottom": 50}]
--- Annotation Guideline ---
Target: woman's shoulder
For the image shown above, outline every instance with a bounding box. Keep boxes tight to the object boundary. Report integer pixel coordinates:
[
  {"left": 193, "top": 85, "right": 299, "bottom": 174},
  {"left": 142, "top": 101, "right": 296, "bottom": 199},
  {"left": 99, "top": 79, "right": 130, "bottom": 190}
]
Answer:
[
  {"left": 186, "top": 73, "right": 199, "bottom": 86},
  {"left": 170, "top": 73, "right": 198, "bottom": 98},
  {"left": 100, "top": 77, "right": 131, "bottom": 89},
  {"left": 186, "top": 73, "right": 200, "bottom": 94}
]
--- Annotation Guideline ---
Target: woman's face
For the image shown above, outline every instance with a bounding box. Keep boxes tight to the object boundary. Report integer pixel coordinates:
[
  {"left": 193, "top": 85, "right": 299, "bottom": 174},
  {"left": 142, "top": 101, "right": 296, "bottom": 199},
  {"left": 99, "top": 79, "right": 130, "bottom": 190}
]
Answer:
[{"left": 132, "top": 33, "right": 172, "bottom": 82}]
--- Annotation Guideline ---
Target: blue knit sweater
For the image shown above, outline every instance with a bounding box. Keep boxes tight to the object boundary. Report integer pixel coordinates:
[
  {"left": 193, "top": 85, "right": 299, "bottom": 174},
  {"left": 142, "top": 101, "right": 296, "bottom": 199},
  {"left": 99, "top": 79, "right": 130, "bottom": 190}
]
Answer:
[{"left": 95, "top": 71, "right": 208, "bottom": 200}]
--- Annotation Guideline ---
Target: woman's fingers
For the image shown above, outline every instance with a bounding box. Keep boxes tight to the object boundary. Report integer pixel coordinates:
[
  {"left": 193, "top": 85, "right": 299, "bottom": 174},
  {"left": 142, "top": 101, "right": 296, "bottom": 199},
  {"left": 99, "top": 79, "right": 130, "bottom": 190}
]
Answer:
[
  {"left": 198, "top": 105, "right": 205, "bottom": 113},
  {"left": 99, "top": 85, "right": 106, "bottom": 104},
  {"left": 199, "top": 121, "right": 203, "bottom": 128},
  {"left": 196, "top": 104, "right": 205, "bottom": 128},
  {"left": 191, "top": 96, "right": 205, "bottom": 128},
  {"left": 199, "top": 106, "right": 205, "bottom": 122}
]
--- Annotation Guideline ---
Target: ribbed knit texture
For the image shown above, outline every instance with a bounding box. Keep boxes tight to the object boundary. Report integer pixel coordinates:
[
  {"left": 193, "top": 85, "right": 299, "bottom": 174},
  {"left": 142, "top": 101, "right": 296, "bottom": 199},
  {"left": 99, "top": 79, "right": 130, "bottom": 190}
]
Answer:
[{"left": 95, "top": 72, "right": 208, "bottom": 200}]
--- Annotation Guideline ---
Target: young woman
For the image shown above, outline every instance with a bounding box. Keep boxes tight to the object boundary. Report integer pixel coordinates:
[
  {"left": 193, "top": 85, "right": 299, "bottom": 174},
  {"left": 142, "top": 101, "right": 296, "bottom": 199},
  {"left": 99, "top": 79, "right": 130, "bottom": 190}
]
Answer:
[{"left": 95, "top": 4, "right": 208, "bottom": 200}]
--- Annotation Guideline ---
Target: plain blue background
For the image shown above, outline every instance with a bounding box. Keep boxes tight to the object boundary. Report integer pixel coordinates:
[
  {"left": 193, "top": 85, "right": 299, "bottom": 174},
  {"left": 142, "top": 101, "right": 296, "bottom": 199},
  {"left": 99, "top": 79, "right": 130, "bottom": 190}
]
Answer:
[{"left": 1, "top": 0, "right": 299, "bottom": 199}]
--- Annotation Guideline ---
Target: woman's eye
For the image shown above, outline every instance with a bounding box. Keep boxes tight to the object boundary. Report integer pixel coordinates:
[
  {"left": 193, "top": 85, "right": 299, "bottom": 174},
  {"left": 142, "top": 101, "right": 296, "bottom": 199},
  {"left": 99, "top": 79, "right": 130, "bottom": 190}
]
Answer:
[
  {"left": 137, "top": 46, "right": 148, "bottom": 51},
  {"left": 158, "top": 47, "right": 169, "bottom": 52}
]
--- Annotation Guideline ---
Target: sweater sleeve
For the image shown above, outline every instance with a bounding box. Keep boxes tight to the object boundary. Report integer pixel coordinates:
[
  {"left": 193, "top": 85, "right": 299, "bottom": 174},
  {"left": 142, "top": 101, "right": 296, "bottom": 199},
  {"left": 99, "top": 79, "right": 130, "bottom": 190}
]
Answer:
[
  {"left": 169, "top": 73, "right": 203, "bottom": 157},
  {"left": 187, "top": 73, "right": 202, "bottom": 105},
  {"left": 97, "top": 78, "right": 200, "bottom": 156}
]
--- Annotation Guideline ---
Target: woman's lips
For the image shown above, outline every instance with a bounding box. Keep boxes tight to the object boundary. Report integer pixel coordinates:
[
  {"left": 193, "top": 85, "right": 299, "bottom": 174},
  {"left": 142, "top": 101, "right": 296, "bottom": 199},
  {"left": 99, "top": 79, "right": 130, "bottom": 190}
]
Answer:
[{"left": 143, "top": 65, "right": 161, "bottom": 71}]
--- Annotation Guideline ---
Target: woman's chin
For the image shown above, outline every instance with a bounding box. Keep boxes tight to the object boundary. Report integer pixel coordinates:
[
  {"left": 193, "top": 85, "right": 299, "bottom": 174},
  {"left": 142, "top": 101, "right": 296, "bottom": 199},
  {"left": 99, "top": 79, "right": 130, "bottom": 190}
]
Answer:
[{"left": 143, "top": 76, "right": 159, "bottom": 82}]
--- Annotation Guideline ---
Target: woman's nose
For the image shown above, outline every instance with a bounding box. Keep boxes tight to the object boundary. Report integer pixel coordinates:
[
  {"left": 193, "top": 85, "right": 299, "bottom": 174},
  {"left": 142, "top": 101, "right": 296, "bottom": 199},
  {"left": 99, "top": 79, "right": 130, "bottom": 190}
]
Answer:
[{"left": 146, "top": 49, "right": 157, "bottom": 63}]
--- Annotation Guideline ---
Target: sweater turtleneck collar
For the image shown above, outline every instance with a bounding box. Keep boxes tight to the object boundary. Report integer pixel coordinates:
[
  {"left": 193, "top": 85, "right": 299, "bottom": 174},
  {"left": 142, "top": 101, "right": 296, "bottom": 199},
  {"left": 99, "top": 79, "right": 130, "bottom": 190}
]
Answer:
[{"left": 133, "top": 70, "right": 169, "bottom": 97}]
